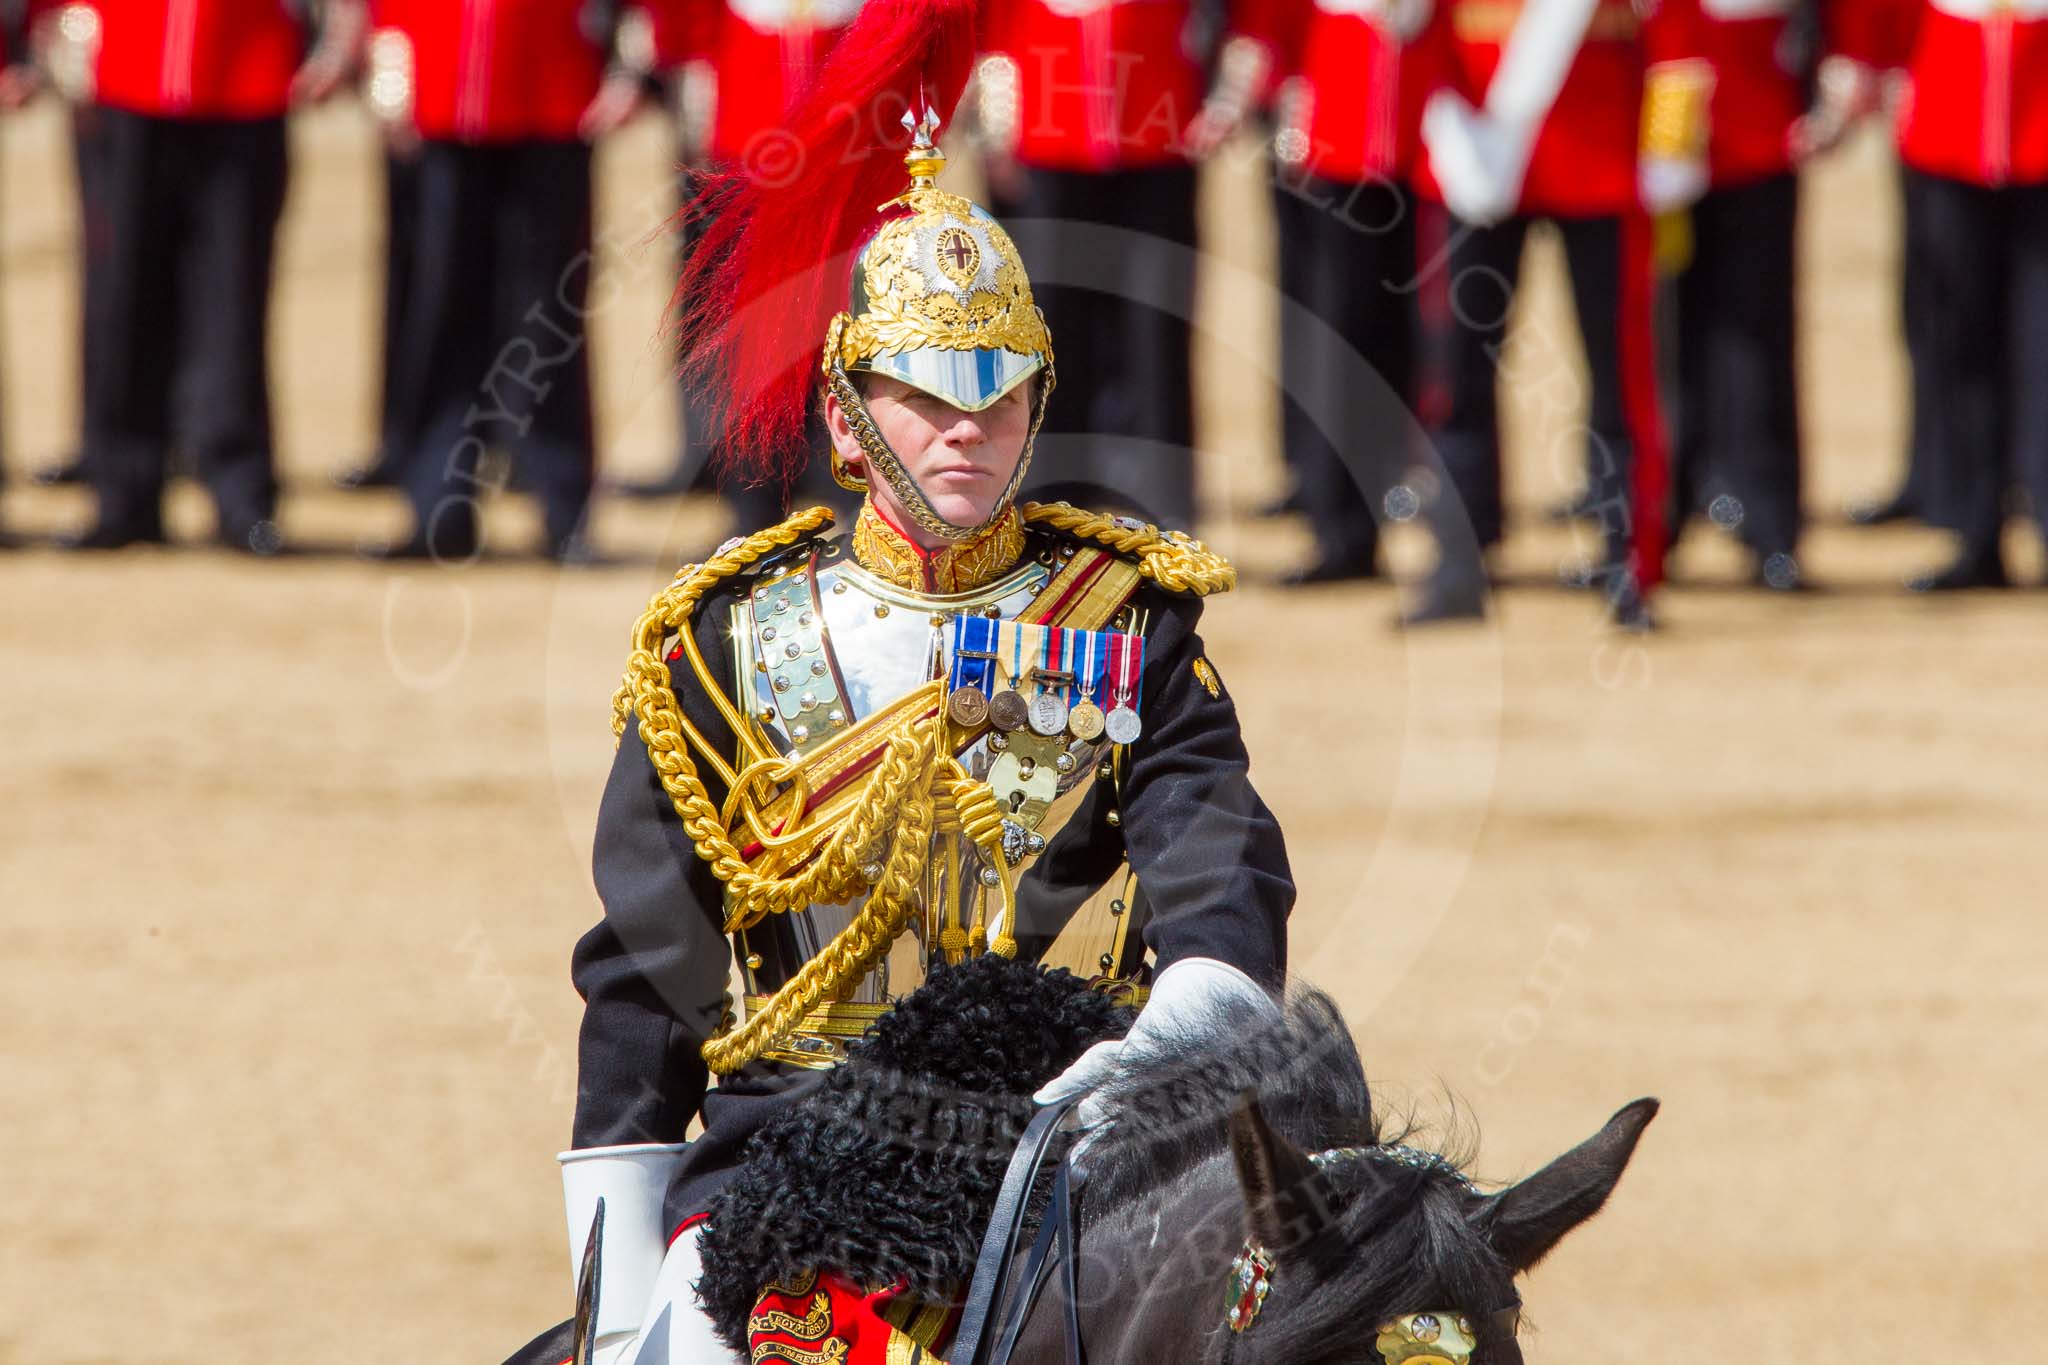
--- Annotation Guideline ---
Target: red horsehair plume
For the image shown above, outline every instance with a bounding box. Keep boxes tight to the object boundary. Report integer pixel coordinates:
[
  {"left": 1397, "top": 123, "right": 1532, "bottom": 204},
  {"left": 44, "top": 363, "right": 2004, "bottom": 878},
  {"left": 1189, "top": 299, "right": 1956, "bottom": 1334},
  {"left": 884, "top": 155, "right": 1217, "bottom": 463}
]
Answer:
[{"left": 673, "top": 0, "right": 981, "bottom": 484}]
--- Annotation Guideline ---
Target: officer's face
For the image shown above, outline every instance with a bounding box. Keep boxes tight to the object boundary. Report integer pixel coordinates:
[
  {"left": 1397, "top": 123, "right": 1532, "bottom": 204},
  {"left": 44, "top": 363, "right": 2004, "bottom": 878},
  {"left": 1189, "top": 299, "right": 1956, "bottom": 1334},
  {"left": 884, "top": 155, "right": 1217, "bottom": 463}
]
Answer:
[{"left": 828, "top": 374, "right": 1033, "bottom": 545}]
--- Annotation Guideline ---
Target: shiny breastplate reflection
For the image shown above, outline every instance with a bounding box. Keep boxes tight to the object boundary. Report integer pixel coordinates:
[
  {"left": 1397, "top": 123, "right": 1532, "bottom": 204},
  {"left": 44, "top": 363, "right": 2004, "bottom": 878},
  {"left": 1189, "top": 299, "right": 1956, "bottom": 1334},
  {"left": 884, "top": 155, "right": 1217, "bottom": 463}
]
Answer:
[{"left": 727, "top": 540, "right": 1132, "bottom": 1041}]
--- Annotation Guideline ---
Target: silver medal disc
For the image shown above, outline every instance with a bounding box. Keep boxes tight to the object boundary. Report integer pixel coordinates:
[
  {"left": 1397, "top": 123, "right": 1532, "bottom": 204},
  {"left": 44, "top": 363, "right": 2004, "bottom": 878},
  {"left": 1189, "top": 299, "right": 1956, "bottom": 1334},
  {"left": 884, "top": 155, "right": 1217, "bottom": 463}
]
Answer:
[
  {"left": 1103, "top": 704, "right": 1142, "bottom": 745},
  {"left": 1028, "top": 691, "right": 1070, "bottom": 737}
]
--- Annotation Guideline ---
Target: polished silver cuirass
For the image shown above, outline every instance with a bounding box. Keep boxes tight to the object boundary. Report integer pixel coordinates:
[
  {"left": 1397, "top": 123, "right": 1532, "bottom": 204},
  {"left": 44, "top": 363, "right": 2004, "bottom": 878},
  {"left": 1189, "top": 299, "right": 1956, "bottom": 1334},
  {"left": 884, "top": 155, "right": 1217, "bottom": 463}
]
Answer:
[{"left": 726, "top": 539, "right": 1128, "bottom": 1006}]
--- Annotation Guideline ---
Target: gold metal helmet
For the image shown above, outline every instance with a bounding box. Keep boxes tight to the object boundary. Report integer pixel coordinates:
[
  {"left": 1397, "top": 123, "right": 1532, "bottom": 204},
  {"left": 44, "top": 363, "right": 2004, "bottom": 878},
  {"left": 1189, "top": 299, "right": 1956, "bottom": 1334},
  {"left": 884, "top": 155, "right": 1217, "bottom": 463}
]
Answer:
[{"left": 820, "top": 107, "right": 1056, "bottom": 542}]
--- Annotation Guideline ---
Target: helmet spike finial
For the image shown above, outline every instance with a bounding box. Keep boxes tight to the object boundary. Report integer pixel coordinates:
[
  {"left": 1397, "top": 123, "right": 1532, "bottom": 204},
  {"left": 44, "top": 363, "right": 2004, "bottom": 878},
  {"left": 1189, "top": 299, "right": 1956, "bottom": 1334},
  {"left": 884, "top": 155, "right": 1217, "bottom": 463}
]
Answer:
[{"left": 901, "top": 100, "right": 946, "bottom": 189}]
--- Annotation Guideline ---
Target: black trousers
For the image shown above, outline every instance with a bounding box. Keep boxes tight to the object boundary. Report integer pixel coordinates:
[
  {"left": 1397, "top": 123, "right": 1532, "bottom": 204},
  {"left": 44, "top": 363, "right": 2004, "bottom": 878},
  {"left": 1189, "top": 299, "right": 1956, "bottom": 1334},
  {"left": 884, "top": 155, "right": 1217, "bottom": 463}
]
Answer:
[
  {"left": 1895, "top": 167, "right": 1950, "bottom": 525},
  {"left": 1670, "top": 173, "right": 1802, "bottom": 558},
  {"left": 1432, "top": 211, "right": 1665, "bottom": 583},
  {"left": 390, "top": 139, "right": 596, "bottom": 556},
  {"left": 1006, "top": 163, "right": 1198, "bottom": 529},
  {"left": 1271, "top": 171, "right": 1318, "bottom": 498},
  {"left": 1903, "top": 170, "right": 2048, "bottom": 557},
  {"left": 1280, "top": 172, "right": 1419, "bottom": 566},
  {"left": 85, "top": 108, "right": 286, "bottom": 533},
  {"left": 371, "top": 148, "right": 420, "bottom": 469},
  {"left": 73, "top": 106, "right": 113, "bottom": 462}
]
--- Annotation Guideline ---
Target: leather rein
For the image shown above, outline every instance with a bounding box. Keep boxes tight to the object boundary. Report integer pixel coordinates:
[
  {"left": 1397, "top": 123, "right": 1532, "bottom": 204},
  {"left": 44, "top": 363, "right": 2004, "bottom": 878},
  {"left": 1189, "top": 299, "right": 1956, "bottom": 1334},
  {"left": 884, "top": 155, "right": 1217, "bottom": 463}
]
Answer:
[{"left": 949, "top": 1095, "right": 1088, "bottom": 1365}]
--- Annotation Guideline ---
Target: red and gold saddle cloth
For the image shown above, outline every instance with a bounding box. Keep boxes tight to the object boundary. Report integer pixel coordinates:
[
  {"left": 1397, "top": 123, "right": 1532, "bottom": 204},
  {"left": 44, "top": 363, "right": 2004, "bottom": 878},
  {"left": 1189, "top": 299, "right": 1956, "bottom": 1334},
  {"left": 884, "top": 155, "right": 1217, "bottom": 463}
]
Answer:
[{"left": 748, "top": 1269, "right": 955, "bottom": 1365}]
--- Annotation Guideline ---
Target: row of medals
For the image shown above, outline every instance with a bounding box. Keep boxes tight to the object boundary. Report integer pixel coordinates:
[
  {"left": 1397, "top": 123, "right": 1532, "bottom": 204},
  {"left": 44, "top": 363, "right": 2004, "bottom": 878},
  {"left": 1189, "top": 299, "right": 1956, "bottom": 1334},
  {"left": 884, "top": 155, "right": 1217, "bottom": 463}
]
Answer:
[{"left": 946, "top": 672, "right": 1141, "bottom": 746}]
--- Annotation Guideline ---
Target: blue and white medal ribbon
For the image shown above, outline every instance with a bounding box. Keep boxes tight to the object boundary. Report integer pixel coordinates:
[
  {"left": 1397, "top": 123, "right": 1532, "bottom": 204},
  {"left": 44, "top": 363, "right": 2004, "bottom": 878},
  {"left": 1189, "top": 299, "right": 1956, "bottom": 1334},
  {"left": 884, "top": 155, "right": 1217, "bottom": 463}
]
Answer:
[
  {"left": 1068, "top": 627, "right": 1106, "bottom": 740},
  {"left": 947, "top": 615, "right": 999, "bottom": 728}
]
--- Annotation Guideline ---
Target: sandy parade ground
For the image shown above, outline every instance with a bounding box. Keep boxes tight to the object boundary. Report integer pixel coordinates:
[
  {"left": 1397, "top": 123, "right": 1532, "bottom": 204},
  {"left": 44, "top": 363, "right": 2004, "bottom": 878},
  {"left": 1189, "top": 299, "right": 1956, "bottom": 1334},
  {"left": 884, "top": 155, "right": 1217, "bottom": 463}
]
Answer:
[{"left": 3, "top": 97, "right": 2046, "bottom": 1364}]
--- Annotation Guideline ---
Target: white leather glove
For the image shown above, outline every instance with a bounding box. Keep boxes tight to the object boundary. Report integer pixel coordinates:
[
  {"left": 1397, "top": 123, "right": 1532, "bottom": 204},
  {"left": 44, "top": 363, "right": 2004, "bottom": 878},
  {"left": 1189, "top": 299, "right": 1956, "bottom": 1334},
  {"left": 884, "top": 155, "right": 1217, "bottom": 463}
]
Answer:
[
  {"left": 1788, "top": 56, "right": 1882, "bottom": 163},
  {"left": 1422, "top": 0, "right": 1601, "bottom": 226},
  {"left": 1639, "top": 154, "right": 1709, "bottom": 214},
  {"left": 1034, "top": 958, "right": 1279, "bottom": 1129},
  {"left": 1421, "top": 93, "right": 1531, "bottom": 227},
  {"left": 558, "top": 1142, "right": 690, "bottom": 1347}
]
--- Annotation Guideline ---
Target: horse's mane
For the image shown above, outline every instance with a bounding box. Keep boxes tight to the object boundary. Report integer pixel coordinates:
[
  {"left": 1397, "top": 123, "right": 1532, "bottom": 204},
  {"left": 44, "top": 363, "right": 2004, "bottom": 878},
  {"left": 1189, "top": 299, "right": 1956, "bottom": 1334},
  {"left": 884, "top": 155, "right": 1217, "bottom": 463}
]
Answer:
[{"left": 1078, "top": 986, "right": 1516, "bottom": 1362}]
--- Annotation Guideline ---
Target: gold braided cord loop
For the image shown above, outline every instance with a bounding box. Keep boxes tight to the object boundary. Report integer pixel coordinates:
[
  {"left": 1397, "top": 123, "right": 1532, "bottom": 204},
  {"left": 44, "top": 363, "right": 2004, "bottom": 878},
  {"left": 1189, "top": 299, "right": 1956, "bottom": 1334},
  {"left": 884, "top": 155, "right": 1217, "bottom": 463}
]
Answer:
[
  {"left": 1020, "top": 501, "right": 1237, "bottom": 596},
  {"left": 702, "top": 709, "right": 944, "bottom": 1074},
  {"left": 607, "top": 505, "right": 922, "bottom": 1059},
  {"left": 696, "top": 711, "right": 1019, "bottom": 1075},
  {"left": 606, "top": 509, "right": 1022, "bottom": 1073}
]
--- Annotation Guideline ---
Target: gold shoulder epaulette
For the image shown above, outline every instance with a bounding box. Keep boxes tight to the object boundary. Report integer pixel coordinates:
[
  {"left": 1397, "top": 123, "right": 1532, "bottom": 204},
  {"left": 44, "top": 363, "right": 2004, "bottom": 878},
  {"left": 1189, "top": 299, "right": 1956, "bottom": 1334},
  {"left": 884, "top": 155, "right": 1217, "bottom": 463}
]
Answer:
[
  {"left": 609, "top": 506, "right": 836, "bottom": 742},
  {"left": 1020, "top": 500, "right": 1236, "bottom": 596}
]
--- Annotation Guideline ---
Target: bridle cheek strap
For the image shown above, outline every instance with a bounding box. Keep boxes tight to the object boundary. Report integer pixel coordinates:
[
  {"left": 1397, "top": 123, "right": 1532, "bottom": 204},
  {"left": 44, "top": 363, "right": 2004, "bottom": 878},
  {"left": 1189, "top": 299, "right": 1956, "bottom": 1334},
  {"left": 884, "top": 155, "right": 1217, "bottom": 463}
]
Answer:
[{"left": 1472, "top": 1307, "right": 1525, "bottom": 1365}]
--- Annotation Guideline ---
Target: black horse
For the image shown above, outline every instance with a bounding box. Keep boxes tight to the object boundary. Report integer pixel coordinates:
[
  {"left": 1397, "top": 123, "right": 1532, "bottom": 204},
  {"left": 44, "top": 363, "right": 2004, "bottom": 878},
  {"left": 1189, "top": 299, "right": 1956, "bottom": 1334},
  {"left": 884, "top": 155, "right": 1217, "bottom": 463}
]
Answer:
[{"left": 684, "top": 955, "right": 1657, "bottom": 1364}]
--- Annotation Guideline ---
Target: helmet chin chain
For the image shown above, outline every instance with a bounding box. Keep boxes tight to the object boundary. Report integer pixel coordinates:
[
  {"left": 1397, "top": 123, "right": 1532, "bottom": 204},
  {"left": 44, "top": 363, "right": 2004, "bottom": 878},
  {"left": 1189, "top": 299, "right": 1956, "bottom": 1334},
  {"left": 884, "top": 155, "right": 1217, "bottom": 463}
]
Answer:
[{"left": 824, "top": 359, "right": 1055, "bottom": 544}]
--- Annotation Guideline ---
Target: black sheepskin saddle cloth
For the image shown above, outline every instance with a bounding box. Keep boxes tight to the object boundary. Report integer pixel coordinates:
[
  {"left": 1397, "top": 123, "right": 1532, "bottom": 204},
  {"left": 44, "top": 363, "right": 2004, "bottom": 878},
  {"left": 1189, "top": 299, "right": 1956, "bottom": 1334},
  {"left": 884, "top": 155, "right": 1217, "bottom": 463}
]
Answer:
[{"left": 693, "top": 956, "right": 1133, "bottom": 1348}]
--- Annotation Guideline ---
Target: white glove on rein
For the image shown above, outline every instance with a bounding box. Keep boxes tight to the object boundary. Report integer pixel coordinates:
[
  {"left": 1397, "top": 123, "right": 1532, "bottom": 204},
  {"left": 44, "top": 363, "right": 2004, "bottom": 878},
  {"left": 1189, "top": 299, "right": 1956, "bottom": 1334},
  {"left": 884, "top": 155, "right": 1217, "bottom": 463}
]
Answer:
[{"left": 1033, "top": 957, "right": 1279, "bottom": 1130}]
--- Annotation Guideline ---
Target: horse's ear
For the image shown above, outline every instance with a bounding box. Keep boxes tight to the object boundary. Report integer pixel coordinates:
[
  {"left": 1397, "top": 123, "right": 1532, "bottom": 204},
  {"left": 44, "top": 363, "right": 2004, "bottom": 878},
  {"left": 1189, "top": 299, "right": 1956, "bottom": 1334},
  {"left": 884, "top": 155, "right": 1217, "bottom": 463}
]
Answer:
[
  {"left": 1483, "top": 1098, "right": 1659, "bottom": 1274},
  {"left": 1228, "top": 1091, "right": 1323, "bottom": 1255}
]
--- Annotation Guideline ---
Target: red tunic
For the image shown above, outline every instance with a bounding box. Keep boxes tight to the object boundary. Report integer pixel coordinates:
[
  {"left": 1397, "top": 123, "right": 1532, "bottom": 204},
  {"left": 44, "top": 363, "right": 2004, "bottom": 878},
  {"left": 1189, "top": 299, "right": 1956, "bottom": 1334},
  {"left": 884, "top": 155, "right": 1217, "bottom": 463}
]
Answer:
[
  {"left": 675, "top": 0, "right": 860, "bottom": 164},
  {"left": 982, "top": 0, "right": 1206, "bottom": 171},
  {"left": 392, "top": 0, "right": 607, "bottom": 144},
  {"left": 1411, "top": 0, "right": 1652, "bottom": 216},
  {"left": 91, "top": 0, "right": 303, "bottom": 120},
  {"left": 1238, "top": 0, "right": 1426, "bottom": 182},
  {"left": 1852, "top": 0, "right": 2048, "bottom": 187},
  {"left": 1694, "top": 0, "right": 1804, "bottom": 186},
  {"left": 634, "top": 0, "right": 706, "bottom": 65}
]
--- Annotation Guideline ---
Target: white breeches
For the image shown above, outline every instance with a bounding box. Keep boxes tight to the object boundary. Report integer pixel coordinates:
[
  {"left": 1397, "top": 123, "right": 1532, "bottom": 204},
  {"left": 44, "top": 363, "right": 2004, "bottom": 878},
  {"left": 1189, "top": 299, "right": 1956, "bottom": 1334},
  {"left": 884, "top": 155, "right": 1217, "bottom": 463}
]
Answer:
[{"left": 593, "top": 1223, "right": 742, "bottom": 1365}]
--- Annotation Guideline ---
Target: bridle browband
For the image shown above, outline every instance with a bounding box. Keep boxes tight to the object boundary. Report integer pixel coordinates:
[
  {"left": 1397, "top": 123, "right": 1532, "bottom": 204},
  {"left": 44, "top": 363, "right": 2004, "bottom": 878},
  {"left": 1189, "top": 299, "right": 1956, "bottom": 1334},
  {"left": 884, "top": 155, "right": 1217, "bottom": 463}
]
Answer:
[
  {"left": 1219, "top": 1146, "right": 1525, "bottom": 1365},
  {"left": 950, "top": 1118, "right": 1526, "bottom": 1365}
]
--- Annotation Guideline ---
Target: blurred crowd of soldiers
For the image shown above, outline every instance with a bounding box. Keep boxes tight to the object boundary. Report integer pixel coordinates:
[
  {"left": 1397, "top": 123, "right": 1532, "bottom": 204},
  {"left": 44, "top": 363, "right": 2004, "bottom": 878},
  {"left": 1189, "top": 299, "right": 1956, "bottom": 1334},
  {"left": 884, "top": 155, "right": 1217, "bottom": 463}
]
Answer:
[{"left": 0, "top": 0, "right": 2042, "bottom": 613}]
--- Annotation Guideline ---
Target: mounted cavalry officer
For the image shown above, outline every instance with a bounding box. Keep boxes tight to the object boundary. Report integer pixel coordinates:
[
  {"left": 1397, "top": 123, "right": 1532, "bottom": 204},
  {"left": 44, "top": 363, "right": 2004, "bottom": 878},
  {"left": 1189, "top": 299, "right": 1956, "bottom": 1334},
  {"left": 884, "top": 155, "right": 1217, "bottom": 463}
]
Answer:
[{"left": 518, "top": 1, "right": 1295, "bottom": 1360}]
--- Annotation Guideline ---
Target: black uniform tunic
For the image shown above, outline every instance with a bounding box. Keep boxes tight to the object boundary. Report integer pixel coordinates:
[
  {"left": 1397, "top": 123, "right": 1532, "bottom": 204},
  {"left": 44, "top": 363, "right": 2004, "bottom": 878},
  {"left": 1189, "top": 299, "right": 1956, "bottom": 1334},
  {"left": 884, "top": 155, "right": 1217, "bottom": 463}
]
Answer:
[{"left": 568, "top": 523, "right": 1294, "bottom": 1229}]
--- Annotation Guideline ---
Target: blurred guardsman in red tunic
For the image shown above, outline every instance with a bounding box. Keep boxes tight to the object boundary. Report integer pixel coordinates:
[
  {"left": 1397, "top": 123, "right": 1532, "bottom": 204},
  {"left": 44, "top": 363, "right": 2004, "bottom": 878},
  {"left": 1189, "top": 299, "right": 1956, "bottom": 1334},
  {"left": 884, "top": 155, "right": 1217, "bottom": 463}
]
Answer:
[
  {"left": 1825, "top": 0, "right": 2048, "bottom": 588},
  {"left": 1234, "top": 0, "right": 1433, "bottom": 583},
  {"left": 375, "top": 0, "right": 627, "bottom": 561},
  {"left": 599, "top": 0, "right": 867, "bottom": 527},
  {"left": 1250, "top": 6, "right": 1313, "bottom": 527},
  {"left": 976, "top": 0, "right": 1250, "bottom": 530},
  {"left": 329, "top": 0, "right": 424, "bottom": 494},
  {"left": 1661, "top": 0, "right": 1817, "bottom": 590},
  {"left": 65, "top": 0, "right": 356, "bottom": 552},
  {"left": 1831, "top": 30, "right": 1944, "bottom": 532},
  {"left": 1406, "top": 0, "right": 1704, "bottom": 625}
]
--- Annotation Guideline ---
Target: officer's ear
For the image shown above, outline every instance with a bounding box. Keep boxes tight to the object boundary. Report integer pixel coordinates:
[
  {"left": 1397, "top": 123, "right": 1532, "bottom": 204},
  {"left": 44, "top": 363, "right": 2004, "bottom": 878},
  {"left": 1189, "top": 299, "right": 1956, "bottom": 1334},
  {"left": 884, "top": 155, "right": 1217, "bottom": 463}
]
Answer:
[{"left": 823, "top": 387, "right": 863, "bottom": 470}]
